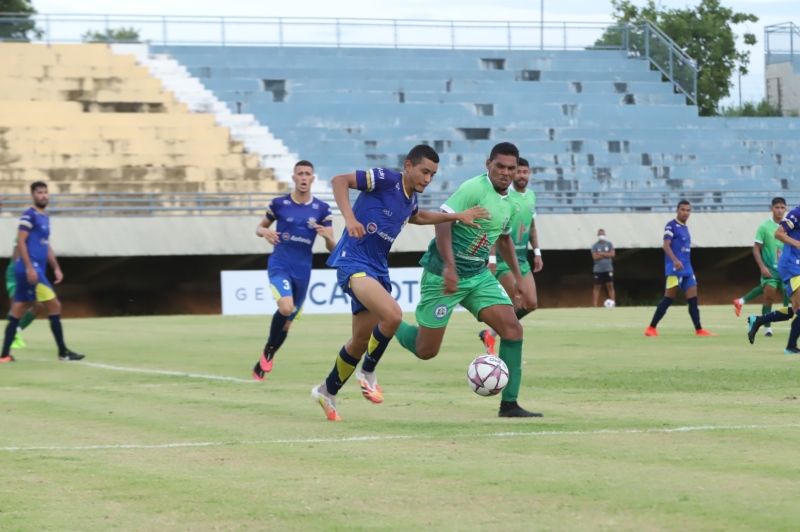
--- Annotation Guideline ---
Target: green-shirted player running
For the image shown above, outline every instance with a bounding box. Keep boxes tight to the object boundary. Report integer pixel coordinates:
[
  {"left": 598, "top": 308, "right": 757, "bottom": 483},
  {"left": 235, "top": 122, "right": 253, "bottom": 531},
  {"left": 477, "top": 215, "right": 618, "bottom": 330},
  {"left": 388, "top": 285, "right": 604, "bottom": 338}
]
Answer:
[
  {"left": 479, "top": 157, "right": 543, "bottom": 355},
  {"left": 5, "top": 241, "right": 36, "bottom": 349},
  {"left": 734, "top": 197, "right": 788, "bottom": 336},
  {"left": 394, "top": 142, "right": 542, "bottom": 418}
]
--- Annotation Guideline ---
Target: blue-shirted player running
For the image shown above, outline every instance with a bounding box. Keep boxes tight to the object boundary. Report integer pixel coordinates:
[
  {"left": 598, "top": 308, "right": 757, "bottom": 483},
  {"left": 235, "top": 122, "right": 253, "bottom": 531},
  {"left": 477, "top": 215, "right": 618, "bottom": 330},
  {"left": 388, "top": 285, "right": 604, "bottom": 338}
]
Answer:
[
  {"left": 310, "top": 145, "right": 488, "bottom": 421},
  {"left": 645, "top": 200, "right": 714, "bottom": 337},
  {"left": 748, "top": 202, "right": 800, "bottom": 354},
  {"left": 1, "top": 181, "right": 84, "bottom": 363},
  {"left": 251, "top": 160, "right": 336, "bottom": 379}
]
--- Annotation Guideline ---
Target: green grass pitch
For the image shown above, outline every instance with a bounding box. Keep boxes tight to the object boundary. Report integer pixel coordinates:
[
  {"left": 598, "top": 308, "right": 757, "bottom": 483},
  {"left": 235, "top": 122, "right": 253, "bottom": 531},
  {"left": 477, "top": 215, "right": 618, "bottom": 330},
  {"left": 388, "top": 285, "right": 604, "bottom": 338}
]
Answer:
[{"left": 1, "top": 306, "right": 799, "bottom": 530}]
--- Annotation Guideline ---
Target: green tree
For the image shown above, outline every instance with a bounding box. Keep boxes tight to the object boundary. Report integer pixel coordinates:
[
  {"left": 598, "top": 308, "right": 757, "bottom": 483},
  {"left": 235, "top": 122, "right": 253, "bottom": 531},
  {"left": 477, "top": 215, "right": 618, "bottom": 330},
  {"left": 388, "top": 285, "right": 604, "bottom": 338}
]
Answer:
[
  {"left": 82, "top": 27, "right": 141, "bottom": 43},
  {"left": 601, "top": 0, "right": 758, "bottom": 116},
  {"left": 721, "top": 99, "right": 783, "bottom": 117},
  {"left": 0, "top": 0, "right": 42, "bottom": 41}
]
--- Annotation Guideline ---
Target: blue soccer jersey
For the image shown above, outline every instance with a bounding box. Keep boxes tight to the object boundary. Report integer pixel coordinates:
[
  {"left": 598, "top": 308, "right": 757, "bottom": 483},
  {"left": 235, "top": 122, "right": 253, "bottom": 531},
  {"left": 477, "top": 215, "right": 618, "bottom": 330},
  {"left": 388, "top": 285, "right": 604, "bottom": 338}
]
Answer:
[
  {"left": 778, "top": 206, "right": 800, "bottom": 278},
  {"left": 17, "top": 207, "right": 50, "bottom": 268},
  {"left": 663, "top": 218, "right": 693, "bottom": 277},
  {"left": 265, "top": 195, "right": 333, "bottom": 270},
  {"left": 327, "top": 167, "right": 419, "bottom": 275}
]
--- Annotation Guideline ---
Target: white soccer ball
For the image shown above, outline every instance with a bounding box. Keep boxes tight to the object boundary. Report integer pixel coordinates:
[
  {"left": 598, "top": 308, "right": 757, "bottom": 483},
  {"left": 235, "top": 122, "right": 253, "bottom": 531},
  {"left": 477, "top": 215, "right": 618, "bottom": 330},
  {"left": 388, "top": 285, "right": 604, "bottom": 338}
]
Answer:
[
  {"left": 466, "top": 355, "right": 509, "bottom": 396},
  {"left": 603, "top": 299, "right": 616, "bottom": 308}
]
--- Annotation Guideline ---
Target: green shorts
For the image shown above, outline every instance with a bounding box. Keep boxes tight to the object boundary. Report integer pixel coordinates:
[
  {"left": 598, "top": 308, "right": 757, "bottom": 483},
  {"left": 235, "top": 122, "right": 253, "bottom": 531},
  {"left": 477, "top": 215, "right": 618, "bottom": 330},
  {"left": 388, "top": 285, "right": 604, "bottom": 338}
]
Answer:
[
  {"left": 5, "top": 261, "right": 15, "bottom": 296},
  {"left": 416, "top": 268, "right": 513, "bottom": 328},
  {"left": 494, "top": 259, "right": 531, "bottom": 281},
  {"left": 760, "top": 276, "right": 781, "bottom": 290}
]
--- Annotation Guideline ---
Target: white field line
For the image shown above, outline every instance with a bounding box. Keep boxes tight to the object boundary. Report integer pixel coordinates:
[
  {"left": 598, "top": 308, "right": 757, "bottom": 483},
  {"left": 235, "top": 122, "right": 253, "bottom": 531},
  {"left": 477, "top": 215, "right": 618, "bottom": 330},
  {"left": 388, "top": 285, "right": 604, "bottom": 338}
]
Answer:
[
  {"left": 2, "top": 423, "right": 800, "bottom": 453},
  {"left": 59, "top": 361, "right": 254, "bottom": 384}
]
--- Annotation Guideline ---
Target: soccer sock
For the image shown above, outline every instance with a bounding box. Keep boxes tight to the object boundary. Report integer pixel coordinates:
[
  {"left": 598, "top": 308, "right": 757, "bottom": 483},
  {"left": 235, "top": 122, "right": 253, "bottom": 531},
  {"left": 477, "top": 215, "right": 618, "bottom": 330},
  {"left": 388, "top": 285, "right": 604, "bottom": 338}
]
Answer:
[
  {"left": 515, "top": 308, "right": 531, "bottom": 320},
  {"left": 760, "top": 307, "right": 793, "bottom": 324},
  {"left": 649, "top": 297, "right": 673, "bottom": 328},
  {"left": 48, "top": 315, "right": 67, "bottom": 353},
  {"left": 498, "top": 338, "right": 523, "bottom": 403},
  {"left": 2, "top": 316, "right": 20, "bottom": 356},
  {"left": 761, "top": 304, "right": 773, "bottom": 326},
  {"left": 742, "top": 285, "right": 764, "bottom": 304},
  {"left": 361, "top": 324, "right": 392, "bottom": 373},
  {"left": 788, "top": 316, "right": 800, "bottom": 349},
  {"left": 263, "top": 311, "right": 289, "bottom": 359},
  {"left": 324, "top": 346, "right": 360, "bottom": 396},
  {"left": 687, "top": 297, "right": 702, "bottom": 330},
  {"left": 19, "top": 310, "right": 35, "bottom": 330},
  {"left": 395, "top": 320, "right": 419, "bottom": 356}
]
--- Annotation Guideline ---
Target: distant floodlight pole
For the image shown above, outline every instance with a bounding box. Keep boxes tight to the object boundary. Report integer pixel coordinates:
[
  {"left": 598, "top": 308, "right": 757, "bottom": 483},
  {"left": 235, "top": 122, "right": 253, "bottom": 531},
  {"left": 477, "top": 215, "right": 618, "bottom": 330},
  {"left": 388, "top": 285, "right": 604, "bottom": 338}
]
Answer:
[{"left": 540, "top": 0, "right": 544, "bottom": 50}]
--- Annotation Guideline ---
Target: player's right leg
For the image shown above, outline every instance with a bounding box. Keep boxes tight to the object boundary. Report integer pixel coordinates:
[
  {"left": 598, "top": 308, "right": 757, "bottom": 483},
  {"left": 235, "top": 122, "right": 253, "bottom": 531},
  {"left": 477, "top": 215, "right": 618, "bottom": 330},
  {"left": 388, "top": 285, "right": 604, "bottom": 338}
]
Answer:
[
  {"left": 253, "top": 269, "right": 298, "bottom": 380},
  {"left": 783, "top": 278, "right": 800, "bottom": 355},
  {"left": 5, "top": 266, "right": 28, "bottom": 349},
  {"left": 1, "top": 301, "right": 28, "bottom": 363},
  {"left": 605, "top": 280, "right": 616, "bottom": 304},
  {"left": 645, "top": 281, "right": 678, "bottom": 336},
  {"left": 40, "top": 295, "right": 83, "bottom": 361},
  {"left": 734, "top": 285, "right": 764, "bottom": 317}
]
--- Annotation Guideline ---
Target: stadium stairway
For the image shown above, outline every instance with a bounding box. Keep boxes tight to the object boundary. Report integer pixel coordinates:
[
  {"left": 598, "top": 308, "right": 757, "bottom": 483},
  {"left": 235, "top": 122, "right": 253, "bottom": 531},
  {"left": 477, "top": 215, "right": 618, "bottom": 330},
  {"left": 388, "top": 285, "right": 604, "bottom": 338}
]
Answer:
[
  {"left": 0, "top": 43, "right": 286, "bottom": 196},
  {"left": 152, "top": 45, "right": 800, "bottom": 205}
]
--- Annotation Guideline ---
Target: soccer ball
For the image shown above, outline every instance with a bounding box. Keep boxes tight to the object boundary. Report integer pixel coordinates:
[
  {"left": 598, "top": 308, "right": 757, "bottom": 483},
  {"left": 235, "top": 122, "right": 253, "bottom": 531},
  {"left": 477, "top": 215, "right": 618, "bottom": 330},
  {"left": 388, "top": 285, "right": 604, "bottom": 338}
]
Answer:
[
  {"left": 466, "top": 355, "right": 509, "bottom": 396},
  {"left": 603, "top": 298, "right": 616, "bottom": 308}
]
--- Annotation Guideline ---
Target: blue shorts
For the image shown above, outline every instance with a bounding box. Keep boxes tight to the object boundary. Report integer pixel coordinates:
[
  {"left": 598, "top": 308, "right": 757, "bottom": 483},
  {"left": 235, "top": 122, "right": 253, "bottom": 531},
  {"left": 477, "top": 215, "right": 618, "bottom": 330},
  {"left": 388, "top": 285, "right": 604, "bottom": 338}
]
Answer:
[
  {"left": 665, "top": 274, "right": 697, "bottom": 292},
  {"left": 268, "top": 265, "right": 310, "bottom": 320},
  {"left": 336, "top": 266, "right": 392, "bottom": 315},
  {"left": 14, "top": 261, "right": 55, "bottom": 303},
  {"left": 782, "top": 275, "right": 800, "bottom": 300}
]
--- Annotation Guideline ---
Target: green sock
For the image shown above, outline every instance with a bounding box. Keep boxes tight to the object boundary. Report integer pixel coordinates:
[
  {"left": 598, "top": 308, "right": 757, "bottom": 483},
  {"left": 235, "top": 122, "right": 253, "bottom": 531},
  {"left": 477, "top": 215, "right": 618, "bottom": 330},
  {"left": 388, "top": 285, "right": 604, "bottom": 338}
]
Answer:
[
  {"left": 499, "top": 338, "right": 523, "bottom": 402},
  {"left": 395, "top": 321, "right": 418, "bottom": 356},
  {"left": 742, "top": 285, "right": 763, "bottom": 304},
  {"left": 19, "top": 311, "right": 35, "bottom": 330},
  {"left": 761, "top": 304, "right": 772, "bottom": 316}
]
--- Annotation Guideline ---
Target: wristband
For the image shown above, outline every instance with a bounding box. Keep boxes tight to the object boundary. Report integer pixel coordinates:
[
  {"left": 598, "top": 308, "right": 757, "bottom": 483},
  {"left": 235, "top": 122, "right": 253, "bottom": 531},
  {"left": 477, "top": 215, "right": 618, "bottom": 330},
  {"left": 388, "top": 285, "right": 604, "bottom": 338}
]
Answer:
[
  {"left": 534, "top": 248, "right": 542, "bottom": 257},
  {"left": 488, "top": 255, "right": 497, "bottom": 264}
]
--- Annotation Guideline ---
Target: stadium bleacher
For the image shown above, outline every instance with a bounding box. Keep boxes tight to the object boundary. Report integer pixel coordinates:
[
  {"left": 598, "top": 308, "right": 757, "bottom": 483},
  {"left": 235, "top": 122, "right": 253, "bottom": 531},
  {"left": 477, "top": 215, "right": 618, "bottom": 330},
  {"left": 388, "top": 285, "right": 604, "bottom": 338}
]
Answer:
[
  {"left": 0, "top": 43, "right": 285, "bottom": 196},
  {"left": 154, "top": 45, "right": 800, "bottom": 209}
]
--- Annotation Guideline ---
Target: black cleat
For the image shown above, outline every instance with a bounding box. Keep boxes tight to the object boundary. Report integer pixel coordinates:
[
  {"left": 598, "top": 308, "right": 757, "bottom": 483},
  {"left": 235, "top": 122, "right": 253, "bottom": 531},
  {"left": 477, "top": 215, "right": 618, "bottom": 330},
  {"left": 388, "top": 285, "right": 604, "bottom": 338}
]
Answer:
[
  {"left": 747, "top": 315, "right": 763, "bottom": 345},
  {"left": 498, "top": 400, "right": 543, "bottom": 418},
  {"left": 58, "top": 349, "right": 85, "bottom": 361},
  {"left": 784, "top": 346, "right": 800, "bottom": 355}
]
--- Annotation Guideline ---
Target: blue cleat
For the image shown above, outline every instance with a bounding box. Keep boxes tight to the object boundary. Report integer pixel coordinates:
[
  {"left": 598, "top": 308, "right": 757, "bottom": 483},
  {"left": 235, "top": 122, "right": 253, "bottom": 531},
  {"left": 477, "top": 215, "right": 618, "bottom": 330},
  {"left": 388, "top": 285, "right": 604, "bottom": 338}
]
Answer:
[
  {"left": 784, "top": 347, "right": 800, "bottom": 355},
  {"left": 747, "top": 315, "right": 762, "bottom": 345}
]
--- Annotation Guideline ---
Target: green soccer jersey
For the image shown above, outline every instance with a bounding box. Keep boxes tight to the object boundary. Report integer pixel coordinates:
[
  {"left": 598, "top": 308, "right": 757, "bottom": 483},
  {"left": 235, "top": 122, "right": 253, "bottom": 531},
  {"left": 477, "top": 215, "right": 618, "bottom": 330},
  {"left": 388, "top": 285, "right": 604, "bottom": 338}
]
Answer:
[
  {"left": 755, "top": 218, "right": 783, "bottom": 276},
  {"left": 497, "top": 188, "right": 536, "bottom": 266},
  {"left": 420, "top": 173, "right": 513, "bottom": 278}
]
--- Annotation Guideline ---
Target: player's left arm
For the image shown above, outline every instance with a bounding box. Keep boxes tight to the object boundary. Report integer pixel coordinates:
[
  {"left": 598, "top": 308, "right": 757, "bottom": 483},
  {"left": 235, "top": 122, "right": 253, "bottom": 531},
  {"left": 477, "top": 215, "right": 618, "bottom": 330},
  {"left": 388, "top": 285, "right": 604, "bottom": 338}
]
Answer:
[
  {"left": 496, "top": 234, "right": 523, "bottom": 293},
  {"left": 529, "top": 218, "right": 543, "bottom": 272},
  {"left": 47, "top": 244, "right": 63, "bottom": 284},
  {"left": 409, "top": 206, "right": 489, "bottom": 227}
]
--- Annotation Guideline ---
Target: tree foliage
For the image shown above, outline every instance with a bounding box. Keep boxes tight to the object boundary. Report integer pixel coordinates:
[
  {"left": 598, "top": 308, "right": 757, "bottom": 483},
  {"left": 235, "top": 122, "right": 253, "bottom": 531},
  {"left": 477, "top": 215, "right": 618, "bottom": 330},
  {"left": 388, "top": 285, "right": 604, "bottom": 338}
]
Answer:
[
  {"left": 0, "top": 0, "right": 42, "bottom": 41},
  {"left": 81, "top": 27, "right": 141, "bottom": 43},
  {"left": 601, "top": 0, "right": 758, "bottom": 116},
  {"left": 721, "top": 99, "right": 784, "bottom": 117}
]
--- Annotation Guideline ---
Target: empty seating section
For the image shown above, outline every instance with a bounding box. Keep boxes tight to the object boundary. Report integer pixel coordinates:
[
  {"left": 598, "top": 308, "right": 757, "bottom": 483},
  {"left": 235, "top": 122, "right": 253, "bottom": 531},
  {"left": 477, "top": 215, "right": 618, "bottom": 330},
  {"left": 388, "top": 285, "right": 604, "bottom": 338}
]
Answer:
[
  {"left": 0, "top": 43, "right": 284, "bottom": 196},
  {"left": 158, "top": 45, "right": 800, "bottom": 209}
]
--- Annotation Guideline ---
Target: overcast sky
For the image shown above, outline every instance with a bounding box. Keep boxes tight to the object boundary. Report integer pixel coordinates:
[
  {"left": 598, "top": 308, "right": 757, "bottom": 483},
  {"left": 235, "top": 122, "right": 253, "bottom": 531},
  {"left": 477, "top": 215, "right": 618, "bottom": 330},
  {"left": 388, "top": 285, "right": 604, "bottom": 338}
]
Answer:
[{"left": 31, "top": 0, "right": 800, "bottom": 105}]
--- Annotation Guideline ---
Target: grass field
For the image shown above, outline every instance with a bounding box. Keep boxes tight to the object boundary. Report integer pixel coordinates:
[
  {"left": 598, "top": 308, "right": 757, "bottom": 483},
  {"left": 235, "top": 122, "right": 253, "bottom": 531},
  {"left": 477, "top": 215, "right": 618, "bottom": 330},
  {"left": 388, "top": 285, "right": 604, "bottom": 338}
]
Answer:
[{"left": 1, "top": 305, "right": 799, "bottom": 530}]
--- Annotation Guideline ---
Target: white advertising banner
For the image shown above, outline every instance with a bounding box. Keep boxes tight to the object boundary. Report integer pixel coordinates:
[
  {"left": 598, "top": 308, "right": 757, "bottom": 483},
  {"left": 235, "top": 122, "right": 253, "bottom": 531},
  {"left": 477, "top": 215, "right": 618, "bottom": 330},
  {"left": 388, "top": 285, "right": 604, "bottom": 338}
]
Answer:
[{"left": 220, "top": 268, "right": 424, "bottom": 315}]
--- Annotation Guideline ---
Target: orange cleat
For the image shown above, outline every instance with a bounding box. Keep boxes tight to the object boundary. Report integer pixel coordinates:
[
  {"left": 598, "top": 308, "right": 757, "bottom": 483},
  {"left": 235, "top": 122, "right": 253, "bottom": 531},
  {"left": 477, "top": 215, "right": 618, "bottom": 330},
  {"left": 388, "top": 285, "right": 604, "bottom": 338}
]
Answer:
[
  {"left": 0, "top": 354, "right": 15, "bottom": 363},
  {"left": 695, "top": 329, "right": 717, "bottom": 337},
  {"left": 252, "top": 352, "right": 273, "bottom": 381},
  {"left": 644, "top": 326, "right": 659, "bottom": 337},
  {"left": 356, "top": 371, "right": 384, "bottom": 404},
  {"left": 479, "top": 329, "right": 497, "bottom": 355},
  {"left": 732, "top": 298, "right": 742, "bottom": 317},
  {"left": 311, "top": 384, "right": 341, "bottom": 421}
]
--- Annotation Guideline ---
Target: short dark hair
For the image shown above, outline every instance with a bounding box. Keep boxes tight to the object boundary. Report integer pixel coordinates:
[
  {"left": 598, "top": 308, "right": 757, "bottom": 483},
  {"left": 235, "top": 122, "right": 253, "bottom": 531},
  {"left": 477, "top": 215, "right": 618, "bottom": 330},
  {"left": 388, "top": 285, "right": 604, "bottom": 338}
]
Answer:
[
  {"left": 489, "top": 142, "right": 519, "bottom": 161},
  {"left": 518, "top": 157, "right": 530, "bottom": 168},
  {"left": 30, "top": 181, "right": 47, "bottom": 193},
  {"left": 406, "top": 144, "right": 439, "bottom": 165},
  {"left": 294, "top": 160, "right": 314, "bottom": 170},
  {"left": 677, "top": 199, "right": 691, "bottom": 209},
  {"left": 772, "top": 196, "right": 787, "bottom": 206}
]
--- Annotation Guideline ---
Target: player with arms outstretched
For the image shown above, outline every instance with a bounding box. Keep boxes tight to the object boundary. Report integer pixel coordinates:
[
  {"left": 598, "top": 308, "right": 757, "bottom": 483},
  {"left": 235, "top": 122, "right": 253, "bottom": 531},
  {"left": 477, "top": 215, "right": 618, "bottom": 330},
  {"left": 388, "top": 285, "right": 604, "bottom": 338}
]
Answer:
[
  {"left": 251, "top": 160, "right": 335, "bottom": 379},
  {"left": 310, "top": 145, "right": 488, "bottom": 421}
]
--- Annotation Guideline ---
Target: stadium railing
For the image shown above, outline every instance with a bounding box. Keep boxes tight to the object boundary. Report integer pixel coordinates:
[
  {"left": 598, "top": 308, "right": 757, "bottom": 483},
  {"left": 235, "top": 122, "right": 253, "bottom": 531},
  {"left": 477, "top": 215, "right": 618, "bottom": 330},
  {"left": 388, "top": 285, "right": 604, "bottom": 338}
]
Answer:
[
  {"left": 0, "top": 191, "right": 779, "bottom": 216},
  {"left": 765, "top": 21, "right": 800, "bottom": 65}
]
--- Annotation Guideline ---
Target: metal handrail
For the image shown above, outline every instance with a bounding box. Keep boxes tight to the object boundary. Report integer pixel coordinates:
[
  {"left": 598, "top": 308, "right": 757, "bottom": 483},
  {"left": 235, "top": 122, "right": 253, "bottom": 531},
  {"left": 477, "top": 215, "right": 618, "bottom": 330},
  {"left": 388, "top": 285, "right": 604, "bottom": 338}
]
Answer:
[
  {"left": 765, "top": 21, "right": 799, "bottom": 64},
  {"left": 0, "top": 191, "right": 780, "bottom": 216}
]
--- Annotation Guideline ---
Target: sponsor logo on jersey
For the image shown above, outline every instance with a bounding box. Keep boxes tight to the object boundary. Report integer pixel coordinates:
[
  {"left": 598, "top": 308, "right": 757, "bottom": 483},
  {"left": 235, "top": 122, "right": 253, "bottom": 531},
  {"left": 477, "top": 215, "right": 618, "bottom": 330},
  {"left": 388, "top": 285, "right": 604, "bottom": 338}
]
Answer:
[
  {"left": 281, "top": 232, "right": 313, "bottom": 245},
  {"left": 383, "top": 209, "right": 393, "bottom": 217},
  {"left": 366, "top": 222, "right": 378, "bottom": 234},
  {"left": 434, "top": 305, "right": 448, "bottom": 319},
  {"left": 307, "top": 217, "right": 317, "bottom": 228},
  {"left": 376, "top": 168, "right": 386, "bottom": 179}
]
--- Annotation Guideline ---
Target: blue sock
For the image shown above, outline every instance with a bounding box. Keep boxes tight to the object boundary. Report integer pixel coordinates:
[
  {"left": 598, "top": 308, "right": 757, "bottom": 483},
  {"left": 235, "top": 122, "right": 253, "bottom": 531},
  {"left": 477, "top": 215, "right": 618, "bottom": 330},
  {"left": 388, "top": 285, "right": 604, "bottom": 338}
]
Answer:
[
  {"left": 649, "top": 297, "right": 673, "bottom": 328},
  {"left": 361, "top": 324, "right": 392, "bottom": 373},
  {"left": 263, "top": 311, "right": 289, "bottom": 359},
  {"left": 2, "top": 316, "right": 20, "bottom": 356},
  {"left": 325, "top": 346, "right": 360, "bottom": 396},
  {"left": 687, "top": 297, "right": 702, "bottom": 330},
  {"left": 48, "top": 314, "right": 67, "bottom": 353},
  {"left": 789, "top": 316, "right": 800, "bottom": 350}
]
